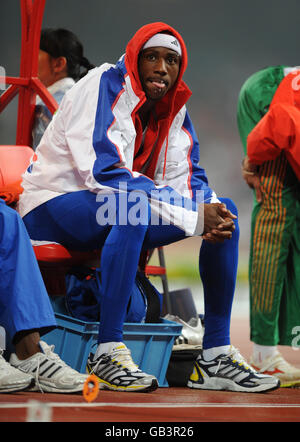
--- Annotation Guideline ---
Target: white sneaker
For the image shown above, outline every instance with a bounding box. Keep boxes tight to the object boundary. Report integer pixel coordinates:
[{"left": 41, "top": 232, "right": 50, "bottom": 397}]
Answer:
[
  {"left": 188, "top": 345, "right": 280, "bottom": 393},
  {"left": 0, "top": 349, "right": 34, "bottom": 393},
  {"left": 86, "top": 342, "right": 158, "bottom": 392},
  {"left": 250, "top": 352, "right": 300, "bottom": 388},
  {"left": 9, "top": 341, "right": 88, "bottom": 393}
]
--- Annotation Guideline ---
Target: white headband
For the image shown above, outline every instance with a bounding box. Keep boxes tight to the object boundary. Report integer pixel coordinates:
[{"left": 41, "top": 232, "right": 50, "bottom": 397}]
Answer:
[{"left": 142, "top": 33, "right": 182, "bottom": 57}]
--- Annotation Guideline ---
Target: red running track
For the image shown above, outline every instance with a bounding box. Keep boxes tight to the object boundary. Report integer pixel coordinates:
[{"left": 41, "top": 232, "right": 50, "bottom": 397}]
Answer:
[{"left": 0, "top": 318, "right": 299, "bottom": 423}]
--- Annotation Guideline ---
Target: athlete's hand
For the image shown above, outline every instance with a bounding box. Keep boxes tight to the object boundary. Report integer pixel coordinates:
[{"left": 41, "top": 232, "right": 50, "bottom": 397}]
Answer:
[
  {"left": 201, "top": 203, "right": 236, "bottom": 244},
  {"left": 242, "top": 156, "right": 262, "bottom": 203}
]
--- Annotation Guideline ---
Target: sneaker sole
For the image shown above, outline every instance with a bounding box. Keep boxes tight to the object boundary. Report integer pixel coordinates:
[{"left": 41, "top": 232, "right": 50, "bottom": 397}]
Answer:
[
  {"left": 92, "top": 375, "right": 158, "bottom": 393},
  {"left": 187, "top": 377, "right": 280, "bottom": 393},
  {"left": 28, "top": 381, "right": 85, "bottom": 393},
  {"left": 278, "top": 380, "right": 300, "bottom": 388}
]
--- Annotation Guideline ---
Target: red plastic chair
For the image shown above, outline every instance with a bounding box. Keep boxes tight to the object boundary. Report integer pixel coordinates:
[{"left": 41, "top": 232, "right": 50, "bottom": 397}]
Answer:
[
  {"left": 0, "top": 145, "right": 35, "bottom": 186},
  {"left": 34, "top": 242, "right": 170, "bottom": 307}
]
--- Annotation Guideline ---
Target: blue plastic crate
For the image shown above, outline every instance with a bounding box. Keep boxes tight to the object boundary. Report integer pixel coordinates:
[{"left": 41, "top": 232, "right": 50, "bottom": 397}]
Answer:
[{"left": 43, "top": 312, "right": 182, "bottom": 387}]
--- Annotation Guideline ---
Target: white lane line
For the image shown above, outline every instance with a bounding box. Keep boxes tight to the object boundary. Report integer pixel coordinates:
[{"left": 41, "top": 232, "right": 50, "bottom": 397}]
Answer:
[{"left": 0, "top": 402, "right": 300, "bottom": 409}]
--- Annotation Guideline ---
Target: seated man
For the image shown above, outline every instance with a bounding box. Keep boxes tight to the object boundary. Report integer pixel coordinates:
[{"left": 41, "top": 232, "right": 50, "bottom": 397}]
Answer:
[
  {"left": 19, "top": 22, "right": 279, "bottom": 393},
  {"left": 0, "top": 198, "right": 88, "bottom": 393}
]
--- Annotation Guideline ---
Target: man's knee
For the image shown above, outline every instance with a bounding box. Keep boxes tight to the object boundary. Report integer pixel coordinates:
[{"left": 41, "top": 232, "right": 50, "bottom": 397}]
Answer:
[
  {"left": 217, "top": 197, "right": 240, "bottom": 242},
  {"left": 219, "top": 197, "right": 238, "bottom": 217}
]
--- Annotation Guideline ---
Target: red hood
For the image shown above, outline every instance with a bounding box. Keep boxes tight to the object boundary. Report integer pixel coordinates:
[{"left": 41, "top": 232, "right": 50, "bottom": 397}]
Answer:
[
  {"left": 125, "top": 22, "right": 192, "bottom": 119},
  {"left": 125, "top": 23, "right": 192, "bottom": 179}
]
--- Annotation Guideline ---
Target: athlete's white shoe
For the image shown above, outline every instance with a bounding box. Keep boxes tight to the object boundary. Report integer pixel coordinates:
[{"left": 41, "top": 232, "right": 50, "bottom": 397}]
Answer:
[
  {"left": 86, "top": 342, "right": 158, "bottom": 392},
  {"left": 250, "top": 353, "right": 300, "bottom": 388},
  {"left": 0, "top": 349, "right": 34, "bottom": 393},
  {"left": 9, "top": 341, "right": 88, "bottom": 393},
  {"left": 188, "top": 345, "right": 280, "bottom": 393}
]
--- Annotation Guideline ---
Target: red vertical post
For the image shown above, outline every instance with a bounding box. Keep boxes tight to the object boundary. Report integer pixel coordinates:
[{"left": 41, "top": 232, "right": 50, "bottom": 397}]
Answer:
[
  {"left": 16, "top": 0, "right": 46, "bottom": 146},
  {"left": 0, "top": 0, "right": 58, "bottom": 147}
]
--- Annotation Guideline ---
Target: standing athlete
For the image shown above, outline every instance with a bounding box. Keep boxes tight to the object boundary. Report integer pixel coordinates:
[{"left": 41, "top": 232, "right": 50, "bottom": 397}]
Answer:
[{"left": 238, "top": 66, "right": 300, "bottom": 387}]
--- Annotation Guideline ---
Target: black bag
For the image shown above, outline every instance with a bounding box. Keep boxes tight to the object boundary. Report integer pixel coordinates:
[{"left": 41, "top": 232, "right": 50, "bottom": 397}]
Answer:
[
  {"left": 166, "top": 347, "right": 202, "bottom": 387},
  {"left": 135, "top": 272, "right": 162, "bottom": 323},
  {"left": 65, "top": 266, "right": 162, "bottom": 323}
]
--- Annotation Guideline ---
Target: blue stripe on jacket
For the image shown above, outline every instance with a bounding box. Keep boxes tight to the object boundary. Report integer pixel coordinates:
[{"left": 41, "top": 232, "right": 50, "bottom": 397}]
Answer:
[{"left": 182, "top": 111, "right": 215, "bottom": 203}]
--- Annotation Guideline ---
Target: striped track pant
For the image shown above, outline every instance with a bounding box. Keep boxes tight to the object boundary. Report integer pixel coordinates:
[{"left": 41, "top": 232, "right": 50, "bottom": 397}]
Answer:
[{"left": 249, "top": 152, "right": 300, "bottom": 346}]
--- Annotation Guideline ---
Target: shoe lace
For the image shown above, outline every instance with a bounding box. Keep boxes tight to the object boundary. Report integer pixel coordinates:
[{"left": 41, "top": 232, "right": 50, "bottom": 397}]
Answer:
[
  {"left": 42, "top": 344, "right": 68, "bottom": 367},
  {"left": 34, "top": 344, "right": 72, "bottom": 393},
  {"left": 214, "top": 346, "right": 254, "bottom": 375},
  {"left": 92, "top": 347, "right": 139, "bottom": 374},
  {"left": 111, "top": 347, "right": 139, "bottom": 371}
]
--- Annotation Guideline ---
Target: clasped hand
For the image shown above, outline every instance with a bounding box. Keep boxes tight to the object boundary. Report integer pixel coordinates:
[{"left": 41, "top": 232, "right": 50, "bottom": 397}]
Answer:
[{"left": 201, "top": 203, "right": 237, "bottom": 244}]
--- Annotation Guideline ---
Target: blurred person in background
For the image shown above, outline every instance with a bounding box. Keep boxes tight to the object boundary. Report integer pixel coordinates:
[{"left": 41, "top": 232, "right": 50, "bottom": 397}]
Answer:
[
  {"left": 33, "top": 27, "right": 95, "bottom": 149},
  {"left": 0, "top": 28, "right": 95, "bottom": 204}
]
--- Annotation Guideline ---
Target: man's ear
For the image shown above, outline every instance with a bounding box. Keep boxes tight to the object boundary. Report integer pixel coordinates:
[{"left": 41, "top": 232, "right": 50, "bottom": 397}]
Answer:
[{"left": 53, "top": 56, "right": 67, "bottom": 74}]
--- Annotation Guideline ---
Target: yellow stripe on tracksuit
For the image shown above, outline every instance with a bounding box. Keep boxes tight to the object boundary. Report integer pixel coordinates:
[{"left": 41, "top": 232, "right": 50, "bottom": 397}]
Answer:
[{"left": 251, "top": 156, "right": 287, "bottom": 314}]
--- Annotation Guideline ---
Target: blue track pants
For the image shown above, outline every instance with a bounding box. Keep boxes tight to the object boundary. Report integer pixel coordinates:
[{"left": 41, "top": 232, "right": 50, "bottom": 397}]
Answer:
[
  {"left": 0, "top": 200, "right": 56, "bottom": 345},
  {"left": 23, "top": 191, "right": 239, "bottom": 349}
]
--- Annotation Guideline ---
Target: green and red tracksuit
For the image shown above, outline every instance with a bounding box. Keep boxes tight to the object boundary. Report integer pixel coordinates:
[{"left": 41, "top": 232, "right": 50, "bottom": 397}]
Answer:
[{"left": 237, "top": 66, "right": 300, "bottom": 346}]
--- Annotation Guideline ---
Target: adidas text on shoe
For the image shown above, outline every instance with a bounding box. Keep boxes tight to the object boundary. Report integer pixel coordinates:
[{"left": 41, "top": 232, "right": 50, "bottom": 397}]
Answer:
[
  {"left": 187, "top": 346, "right": 280, "bottom": 393},
  {"left": 250, "top": 353, "right": 300, "bottom": 388},
  {"left": 0, "top": 349, "right": 34, "bottom": 393},
  {"left": 9, "top": 341, "right": 88, "bottom": 393},
  {"left": 86, "top": 343, "right": 158, "bottom": 392}
]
